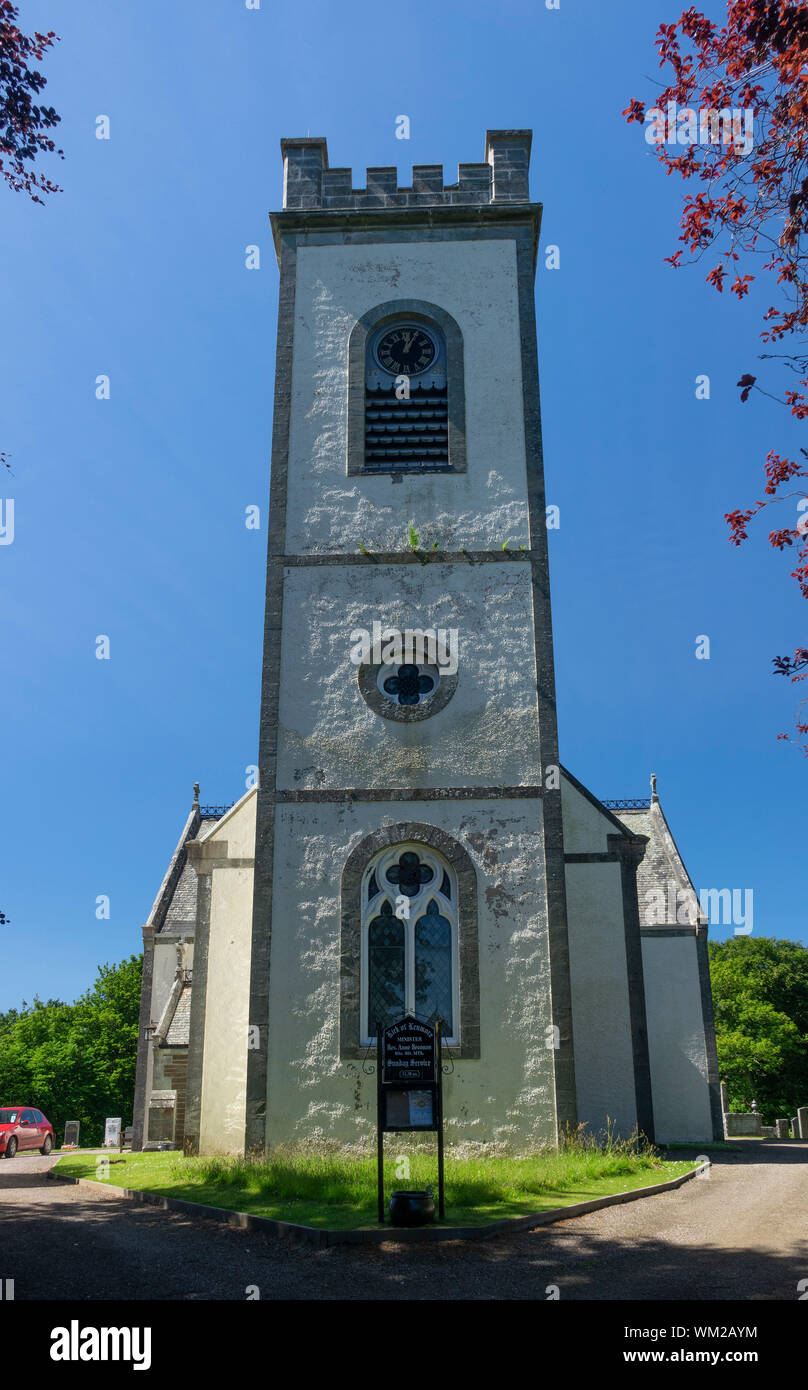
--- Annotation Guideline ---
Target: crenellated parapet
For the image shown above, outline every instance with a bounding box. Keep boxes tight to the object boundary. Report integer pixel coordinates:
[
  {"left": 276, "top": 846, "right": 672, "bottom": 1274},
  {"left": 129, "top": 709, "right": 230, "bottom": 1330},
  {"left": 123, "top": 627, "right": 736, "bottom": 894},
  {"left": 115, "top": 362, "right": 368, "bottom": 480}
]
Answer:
[{"left": 280, "top": 130, "right": 532, "bottom": 210}]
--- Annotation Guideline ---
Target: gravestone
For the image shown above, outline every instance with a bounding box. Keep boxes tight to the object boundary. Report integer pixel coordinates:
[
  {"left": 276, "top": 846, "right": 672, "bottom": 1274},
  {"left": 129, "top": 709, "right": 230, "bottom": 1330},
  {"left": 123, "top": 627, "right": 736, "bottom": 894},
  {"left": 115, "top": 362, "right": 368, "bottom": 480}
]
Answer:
[
  {"left": 792, "top": 1117, "right": 799, "bottom": 1138},
  {"left": 63, "top": 1120, "right": 80, "bottom": 1148},
  {"left": 104, "top": 1117, "right": 122, "bottom": 1148},
  {"left": 724, "top": 1112, "right": 762, "bottom": 1137},
  {"left": 797, "top": 1107, "right": 808, "bottom": 1140},
  {"left": 776, "top": 1118, "right": 790, "bottom": 1139}
]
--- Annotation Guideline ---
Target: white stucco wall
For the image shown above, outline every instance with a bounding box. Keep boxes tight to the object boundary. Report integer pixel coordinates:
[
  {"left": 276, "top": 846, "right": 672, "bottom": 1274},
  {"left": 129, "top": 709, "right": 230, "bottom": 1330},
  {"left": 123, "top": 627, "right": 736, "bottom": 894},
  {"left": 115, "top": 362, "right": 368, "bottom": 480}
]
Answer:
[
  {"left": 198, "top": 793, "right": 256, "bottom": 1155},
  {"left": 560, "top": 775, "right": 619, "bottom": 853},
  {"left": 642, "top": 934, "right": 714, "bottom": 1143},
  {"left": 266, "top": 797, "right": 556, "bottom": 1150},
  {"left": 276, "top": 562, "right": 540, "bottom": 790},
  {"left": 285, "top": 238, "right": 529, "bottom": 553},
  {"left": 565, "top": 862, "right": 638, "bottom": 1137},
  {"left": 150, "top": 938, "right": 181, "bottom": 1022}
]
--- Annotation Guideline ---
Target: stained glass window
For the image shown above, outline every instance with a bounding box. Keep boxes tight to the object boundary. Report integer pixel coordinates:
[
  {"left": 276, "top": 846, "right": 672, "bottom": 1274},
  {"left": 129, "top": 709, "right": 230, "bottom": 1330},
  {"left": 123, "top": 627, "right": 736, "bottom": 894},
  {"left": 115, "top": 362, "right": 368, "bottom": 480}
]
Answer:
[
  {"left": 415, "top": 901, "right": 453, "bottom": 1034},
  {"left": 362, "top": 844, "right": 457, "bottom": 1045},
  {"left": 367, "top": 902, "right": 405, "bottom": 1036},
  {"left": 385, "top": 850, "right": 434, "bottom": 897}
]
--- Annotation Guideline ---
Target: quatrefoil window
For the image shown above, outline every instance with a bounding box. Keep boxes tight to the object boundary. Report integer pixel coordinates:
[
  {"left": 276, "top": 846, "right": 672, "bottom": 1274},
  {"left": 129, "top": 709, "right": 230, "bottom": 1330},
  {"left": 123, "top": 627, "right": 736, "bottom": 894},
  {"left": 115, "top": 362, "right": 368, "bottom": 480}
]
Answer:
[
  {"left": 385, "top": 850, "right": 434, "bottom": 898},
  {"left": 382, "top": 664, "right": 435, "bottom": 706}
]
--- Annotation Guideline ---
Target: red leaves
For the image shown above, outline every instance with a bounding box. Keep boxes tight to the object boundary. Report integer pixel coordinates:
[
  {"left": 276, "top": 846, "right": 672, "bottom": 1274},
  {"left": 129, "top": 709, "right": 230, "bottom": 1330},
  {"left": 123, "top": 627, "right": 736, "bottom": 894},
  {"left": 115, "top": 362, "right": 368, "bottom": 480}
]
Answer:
[
  {"left": 625, "top": 1, "right": 808, "bottom": 753},
  {"left": 623, "top": 98, "right": 646, "bottom": 124},
  {"left": 768, "top": 527, "right": 795, "bottom": 550},
  {"left": 0, "top": 0, "right": 62, "bottom": 203},
  {"left": 623, "top": 1, "right": 808, "bottom": 341},
  {"left": 763, "top": 448, "right": 808, "bottom": 492},
  {"left": 725, "top": 507, "right": 756, "bottom": 543},
  {"left": 785, "top": 390, "right": 808, "bottom": 420},
  {"left": 773, "top": 649, "right": 808, "bottom": 680}
]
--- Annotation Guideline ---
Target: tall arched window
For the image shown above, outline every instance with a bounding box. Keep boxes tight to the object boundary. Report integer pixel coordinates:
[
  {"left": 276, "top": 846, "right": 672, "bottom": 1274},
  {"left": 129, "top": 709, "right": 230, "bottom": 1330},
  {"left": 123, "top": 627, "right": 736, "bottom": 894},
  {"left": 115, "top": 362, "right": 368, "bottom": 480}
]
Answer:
[{"left": 362, "top": 843, "right": 458, "bottom": 1045}]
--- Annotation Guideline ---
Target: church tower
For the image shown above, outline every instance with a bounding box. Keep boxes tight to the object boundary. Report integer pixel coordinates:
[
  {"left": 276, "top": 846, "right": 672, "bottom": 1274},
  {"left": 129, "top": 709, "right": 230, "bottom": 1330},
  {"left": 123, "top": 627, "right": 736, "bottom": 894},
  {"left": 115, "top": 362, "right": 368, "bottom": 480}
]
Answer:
[
  {"left": 135, "top": 129, "right": 723, "bottom": 1156},
  {"left": 244, "top": 131, "right": 577, "bottom": 1152}
]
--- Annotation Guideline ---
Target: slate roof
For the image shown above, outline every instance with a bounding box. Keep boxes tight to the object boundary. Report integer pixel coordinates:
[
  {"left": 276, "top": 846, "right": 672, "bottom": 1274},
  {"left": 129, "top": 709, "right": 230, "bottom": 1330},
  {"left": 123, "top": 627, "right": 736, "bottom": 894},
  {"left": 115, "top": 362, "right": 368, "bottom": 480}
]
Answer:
[
  {"left": 145, "top": 805, "right": 225, "bottom": 937},
  {"left": 614, "top": 800, "right": 705, "bottom": 928},
  {"left": 162, "top": 860, "right": 200, "bottom": 935}
]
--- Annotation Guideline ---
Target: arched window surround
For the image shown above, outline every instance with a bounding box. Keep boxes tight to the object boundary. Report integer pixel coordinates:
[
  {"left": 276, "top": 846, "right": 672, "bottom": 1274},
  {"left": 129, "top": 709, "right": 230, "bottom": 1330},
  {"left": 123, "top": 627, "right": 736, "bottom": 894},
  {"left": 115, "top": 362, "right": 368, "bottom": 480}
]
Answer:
[
  {"left": 340, "top": 821, "right": 480, "bottom": 1060},
  {"left": 362, "top": 842, "right": 458, "bottom": 1046},
  {"left": 347, "top": 299, "right": 467, "bottom": 476}
]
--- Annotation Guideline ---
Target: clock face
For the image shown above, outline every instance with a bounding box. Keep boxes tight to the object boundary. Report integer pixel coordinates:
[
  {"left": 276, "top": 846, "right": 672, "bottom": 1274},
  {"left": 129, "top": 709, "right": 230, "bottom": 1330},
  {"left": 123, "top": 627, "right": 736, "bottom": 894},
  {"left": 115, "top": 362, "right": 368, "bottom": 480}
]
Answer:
[{"left": 375, "top": 325, "right": 436, "bottom": 376}]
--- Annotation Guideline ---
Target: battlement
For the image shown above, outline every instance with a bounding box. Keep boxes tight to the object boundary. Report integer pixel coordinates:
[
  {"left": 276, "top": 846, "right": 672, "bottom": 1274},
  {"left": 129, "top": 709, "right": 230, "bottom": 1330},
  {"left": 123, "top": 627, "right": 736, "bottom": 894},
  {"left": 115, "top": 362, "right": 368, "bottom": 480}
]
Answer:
[{"left": 280, "top": 130, "right": 533, "bottom": 211}]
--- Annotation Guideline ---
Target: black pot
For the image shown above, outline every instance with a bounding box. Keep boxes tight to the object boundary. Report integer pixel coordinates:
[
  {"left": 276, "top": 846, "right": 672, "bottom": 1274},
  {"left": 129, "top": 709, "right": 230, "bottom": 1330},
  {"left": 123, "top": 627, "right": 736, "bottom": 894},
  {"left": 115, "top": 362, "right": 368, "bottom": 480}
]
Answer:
[{"left": 388, "top": 1190, "right": 435, "bottom": 1227}]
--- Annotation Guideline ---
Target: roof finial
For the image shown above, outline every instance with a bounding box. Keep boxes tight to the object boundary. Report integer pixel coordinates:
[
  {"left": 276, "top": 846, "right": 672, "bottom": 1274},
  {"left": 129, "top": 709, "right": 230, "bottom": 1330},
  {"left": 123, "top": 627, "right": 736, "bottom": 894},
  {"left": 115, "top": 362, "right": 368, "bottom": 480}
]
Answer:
[
  {"left": 650, "top": 772, "right": 658, "bottom": 802},
  {"left": 192, "top": 782, "right": 200, "bottom": 807}
]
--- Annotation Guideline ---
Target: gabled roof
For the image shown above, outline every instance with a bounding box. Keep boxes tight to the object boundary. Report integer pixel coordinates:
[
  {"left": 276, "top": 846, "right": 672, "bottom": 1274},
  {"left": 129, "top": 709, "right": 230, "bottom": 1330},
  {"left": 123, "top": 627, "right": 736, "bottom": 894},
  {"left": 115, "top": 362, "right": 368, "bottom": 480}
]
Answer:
[
  {"left": 144, "top": 790, "right": 229, "bottom": 936},
  {"left": 614, "top": 797, "right": 706, "bottom": 927},
  {"left": 560, "top": 766, "right": 704, "bottom": 928}
]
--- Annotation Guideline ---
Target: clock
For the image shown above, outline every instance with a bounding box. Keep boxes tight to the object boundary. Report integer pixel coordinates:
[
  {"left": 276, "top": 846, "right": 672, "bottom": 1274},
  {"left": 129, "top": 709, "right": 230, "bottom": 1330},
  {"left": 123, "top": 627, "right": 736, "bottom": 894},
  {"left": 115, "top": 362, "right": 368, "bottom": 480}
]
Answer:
[{"left": 374, "top": 324, "right": 436, "bottom": 376}]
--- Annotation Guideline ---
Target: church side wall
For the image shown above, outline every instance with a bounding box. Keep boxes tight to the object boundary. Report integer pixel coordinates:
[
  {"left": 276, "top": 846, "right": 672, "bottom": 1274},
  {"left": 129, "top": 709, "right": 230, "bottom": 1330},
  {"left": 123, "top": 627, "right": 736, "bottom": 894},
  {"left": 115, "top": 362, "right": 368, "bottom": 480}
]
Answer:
[
  {"left": 641, "top": 934, "right": 714, "bottom": 1143},
  {"left": 266, "top": 798, "right": 556, "bottom": 1150},
  {"left": 198, "top": 865, "right": 252, "bottom": 1154},
  {"left": 565, "top": 862, "right": 639, "bottom": 1137},
  {"left": 195, "top": 796, "right": 257, "bottom": 1155}
]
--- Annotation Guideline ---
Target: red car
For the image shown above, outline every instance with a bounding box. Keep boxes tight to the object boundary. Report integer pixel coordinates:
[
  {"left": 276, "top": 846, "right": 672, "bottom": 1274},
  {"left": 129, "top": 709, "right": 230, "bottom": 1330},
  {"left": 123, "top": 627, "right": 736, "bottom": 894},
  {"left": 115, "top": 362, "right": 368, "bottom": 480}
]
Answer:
[{"left": 0, "top": 1107, "right": 54, "bottom": 1158}]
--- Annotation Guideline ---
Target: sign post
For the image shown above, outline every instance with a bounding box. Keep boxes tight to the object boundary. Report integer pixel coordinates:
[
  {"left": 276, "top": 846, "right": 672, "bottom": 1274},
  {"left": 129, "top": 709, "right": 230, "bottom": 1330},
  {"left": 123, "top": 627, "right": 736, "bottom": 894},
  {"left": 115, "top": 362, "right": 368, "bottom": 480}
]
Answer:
[
  {"left": 435, "top": 1019, "right": 445, "bottom": 1221},
  {"left": 375, "top": 1014, "right": 446, "bottom": 1222}
]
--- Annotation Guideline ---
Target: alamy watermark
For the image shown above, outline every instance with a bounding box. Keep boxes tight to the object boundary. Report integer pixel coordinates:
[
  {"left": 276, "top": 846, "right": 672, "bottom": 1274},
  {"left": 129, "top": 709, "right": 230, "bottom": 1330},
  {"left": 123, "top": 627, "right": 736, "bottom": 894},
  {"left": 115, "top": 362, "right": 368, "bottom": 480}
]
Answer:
[
  {"left": 644, "top": 882, "right": 753, "bottom": 934},
  {"left": 644, "top": 102, "right": 754, "bottom": 155},
  {"left": 350, "top": 622, "right": 458, "bottom": 675}
]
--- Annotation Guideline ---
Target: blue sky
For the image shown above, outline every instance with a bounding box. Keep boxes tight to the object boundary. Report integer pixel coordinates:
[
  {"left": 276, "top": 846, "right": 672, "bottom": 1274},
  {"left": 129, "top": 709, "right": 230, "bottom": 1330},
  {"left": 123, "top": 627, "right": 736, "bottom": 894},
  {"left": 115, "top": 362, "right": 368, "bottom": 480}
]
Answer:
[{"left": 1, "top": 0, "right": 805, "bottom": 1010}]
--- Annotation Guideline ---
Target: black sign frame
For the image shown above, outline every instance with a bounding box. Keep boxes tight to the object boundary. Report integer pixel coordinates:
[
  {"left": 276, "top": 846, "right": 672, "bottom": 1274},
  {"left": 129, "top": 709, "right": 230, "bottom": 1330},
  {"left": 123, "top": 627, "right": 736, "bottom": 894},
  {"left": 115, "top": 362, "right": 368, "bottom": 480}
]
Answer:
[
  {"left": 382, "top": 1016, "right": 436, "bottom": 1086},
  {"left": 375, "top": 1014, "right": 445, "bottom": 1222}
]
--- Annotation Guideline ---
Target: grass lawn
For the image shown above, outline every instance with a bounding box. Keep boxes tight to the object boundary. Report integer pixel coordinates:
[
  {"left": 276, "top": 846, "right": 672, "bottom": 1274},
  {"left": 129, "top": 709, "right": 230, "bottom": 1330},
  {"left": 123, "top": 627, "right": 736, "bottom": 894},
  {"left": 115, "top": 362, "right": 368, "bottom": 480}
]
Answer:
[{"left": 53, "top": 1147, "right": 699, "bottom": 1230}]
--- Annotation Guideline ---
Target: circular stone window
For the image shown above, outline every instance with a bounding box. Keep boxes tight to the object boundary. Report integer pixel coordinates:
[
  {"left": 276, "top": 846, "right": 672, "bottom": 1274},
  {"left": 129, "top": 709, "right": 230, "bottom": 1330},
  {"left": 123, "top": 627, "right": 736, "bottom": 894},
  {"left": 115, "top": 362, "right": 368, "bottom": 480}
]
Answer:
[{"left": 359, "top": 658, "right": 458, "bottom": 722}]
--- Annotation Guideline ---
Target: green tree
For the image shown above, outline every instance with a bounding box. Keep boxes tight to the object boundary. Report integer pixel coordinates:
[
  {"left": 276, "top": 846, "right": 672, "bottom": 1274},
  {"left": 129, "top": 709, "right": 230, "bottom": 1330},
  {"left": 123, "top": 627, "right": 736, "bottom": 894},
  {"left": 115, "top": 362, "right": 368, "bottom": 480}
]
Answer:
[
  {"left": 0, "top": 956, "right": 142, "bottom": 1146},
  {"left": 709, "top": 936, "right": 808, "bottom": 1120}
]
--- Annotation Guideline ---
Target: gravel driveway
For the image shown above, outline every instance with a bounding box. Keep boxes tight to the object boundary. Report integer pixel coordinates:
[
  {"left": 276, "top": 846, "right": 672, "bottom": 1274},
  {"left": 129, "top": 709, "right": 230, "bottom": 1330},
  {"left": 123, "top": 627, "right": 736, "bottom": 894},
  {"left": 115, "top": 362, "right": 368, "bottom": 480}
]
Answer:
[{"left": 2, "top": 1140, "right": 806, "bottom": 1300}]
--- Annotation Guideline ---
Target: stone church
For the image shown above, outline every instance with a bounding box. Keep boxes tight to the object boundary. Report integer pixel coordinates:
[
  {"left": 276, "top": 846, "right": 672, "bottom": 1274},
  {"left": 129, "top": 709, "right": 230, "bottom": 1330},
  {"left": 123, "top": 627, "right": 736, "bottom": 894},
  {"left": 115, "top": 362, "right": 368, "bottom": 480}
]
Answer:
[{"left": 132, "top": 130, "right": 723, "bottom": 1155}]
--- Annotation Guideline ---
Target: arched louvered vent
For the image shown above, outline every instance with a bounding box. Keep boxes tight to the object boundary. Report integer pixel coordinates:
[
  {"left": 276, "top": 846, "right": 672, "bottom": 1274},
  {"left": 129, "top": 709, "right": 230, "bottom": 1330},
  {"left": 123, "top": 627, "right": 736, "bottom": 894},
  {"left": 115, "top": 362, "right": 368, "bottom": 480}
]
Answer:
[{"left": 364, "top": 318, "right": 449, "bottom": 472}]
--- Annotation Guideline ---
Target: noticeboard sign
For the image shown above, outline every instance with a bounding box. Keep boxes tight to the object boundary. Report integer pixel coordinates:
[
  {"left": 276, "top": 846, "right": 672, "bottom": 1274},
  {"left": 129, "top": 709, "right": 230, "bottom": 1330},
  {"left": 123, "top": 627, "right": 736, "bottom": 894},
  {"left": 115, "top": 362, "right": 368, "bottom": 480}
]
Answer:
[
  {"left": 384, "top": 1088, "right": 434, "bottom": 1131},
  {"left": 382, "top": 1017, "right": 436, "bottom": 1084}
]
